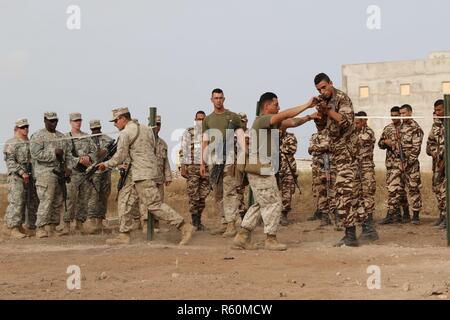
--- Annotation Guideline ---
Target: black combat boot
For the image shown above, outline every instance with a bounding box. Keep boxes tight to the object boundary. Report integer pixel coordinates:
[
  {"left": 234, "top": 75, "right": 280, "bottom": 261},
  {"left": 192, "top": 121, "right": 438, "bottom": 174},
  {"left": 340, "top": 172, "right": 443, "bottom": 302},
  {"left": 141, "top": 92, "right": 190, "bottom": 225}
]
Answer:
[
  {"left": 411, "top": 211, "right": 420, "bottom": 225},
  {"left": 393, "top": 208, "right": 402, "bottom": 223},
  {"left": 378, "top": 210, "right": 394, "bottom": 225},
  {"left": 359, "top": 219, "right": 379, "bottom": 242},
  {"left": 307, "top": 210, "right": 322, "bottom": 221},
  {"left": 319, "top": 213, "right": 332, "bottom": 227},
  {"left": 196, "top": 211, "right": 207, "bottom": 231},
  {"left": 334, "top": 226, "right": 359, "bottom": 247},
  {"left": 402, "top": 205, "right": 411, "bottom": 223},
  {"left": 191, "top": 212, "right": 199, "bottom": 228},
  {"left": 280, "top": 211, "right": 289, "bottom": 226},
  {"left": 433, "top": 214, "right": 445, "bottom": 227}
]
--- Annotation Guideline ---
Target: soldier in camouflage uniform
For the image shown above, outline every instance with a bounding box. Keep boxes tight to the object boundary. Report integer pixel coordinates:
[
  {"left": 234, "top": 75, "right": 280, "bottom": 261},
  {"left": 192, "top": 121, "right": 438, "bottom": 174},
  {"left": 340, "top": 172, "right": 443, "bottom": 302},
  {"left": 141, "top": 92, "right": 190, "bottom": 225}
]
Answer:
[
  {"left": 59, "top": 113, "right": 96, "bottom": 236},
  {"left": 149, "top": 115, "right": 173, "bottom": 232},
  {"left": 378, "top": 106, "right": 410, "bottom": 224},
  {"left": 3, "top": 119, "right": 39, "bottom": 238},
  {"left": 426, "top": 100, "right": 446, "bottom": 229},
  {"left": 85, "top": 120, "right": 114, "bottom": 234},
  {"left": 314, "top": 73, "right": 375, "bottom": 247},
  {"left": 279, "top": 130, "right": 298, "bottom": 226},
  {"left": 398, "top": 104, "right": 424, "bottom": 225},
  {"left": 180, "top": 111, "right": 211, "bottom": 230},
  {"left": 354, "top": 111, "right": 379, "bottom": 242},
  {"left": 30, "top": 112, "right": 73, "bottom": 238},
  {"left": 308, "top": 122, "right": 335, "bottom": 227}
]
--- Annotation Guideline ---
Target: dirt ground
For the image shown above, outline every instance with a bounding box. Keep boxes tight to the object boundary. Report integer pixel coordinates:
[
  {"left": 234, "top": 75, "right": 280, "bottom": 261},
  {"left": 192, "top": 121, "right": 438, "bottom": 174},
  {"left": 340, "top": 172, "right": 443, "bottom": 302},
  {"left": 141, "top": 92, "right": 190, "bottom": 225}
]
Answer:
[{"left": 1, "top": 172, "right": 450, "bottom": 300}]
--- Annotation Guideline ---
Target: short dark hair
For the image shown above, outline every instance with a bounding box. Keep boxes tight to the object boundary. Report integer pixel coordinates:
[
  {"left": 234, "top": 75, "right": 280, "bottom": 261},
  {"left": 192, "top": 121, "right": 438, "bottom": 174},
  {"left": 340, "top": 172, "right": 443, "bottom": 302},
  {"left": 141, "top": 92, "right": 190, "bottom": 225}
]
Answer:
[
  {"left": 400, "top": 104, "right": 412, "bottom": 112},
  {"left": 434, "top": 99, "right": 444, "bottom": 108},
  {"left": 355, "top": 111, "right": 367, "bottom": 117},
  {"left": 314, "top": 73, "right": 331, "bottom": 85},
  {"left": 259, "top": 92, "right": 278, "bottom": 109},
  {"left": 122, "top": 112, "right": 132, "bottom": 120},
  {"left": 195, "top": 110, "right": 206, "bottom": 117},
  {"left": 390, "top": 106, "right": 400, "bottom": 113},
  {"left": 211, "top": 88, "right": 223, "bottom": 96}
]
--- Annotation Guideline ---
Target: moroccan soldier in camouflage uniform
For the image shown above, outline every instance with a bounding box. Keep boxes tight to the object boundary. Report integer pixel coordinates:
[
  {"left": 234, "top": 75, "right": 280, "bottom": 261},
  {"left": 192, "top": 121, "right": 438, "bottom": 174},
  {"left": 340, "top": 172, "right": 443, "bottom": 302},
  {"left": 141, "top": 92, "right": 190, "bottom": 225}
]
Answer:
[
  {"left": 308, "top": 122, "right": 336, "bottom": 227},
  {"left": 30, "top": 112, "right": 73, "bottom": 238},
  {"left": 60, "top": 113, "right": 96, "bottom": 236},
  {"left": 314, "top": 73, "right": 377, "bottom": 247},
  {"left": 4, "top": 119, "right": 39, "bottom": 238},
  {"left": 426, "top": 100, "right": 446, "bottom": 229},
  {"left": 98, "top": 107, "right": 195, "bottom": 245},
  {"left": 235, "top": 112, "right": 250, "bottom": 220},
  {"left": 180, "top": 111, "right": 211, "bottom": 230},
  {"left": 233, "top": 92, "right": 318, "bottom": 251},
  {"left": 397, "top": 104, "right": 424, "bottom": 225},
  {"left": 378, "top": 106, "right": 410, "bottom": 224},
  {"left": 354, "top": 111, "right": 379, "bottom": 242},
  {"left": 200, "top": 88, "right": 244, "bottom": 238},
  {"left": 279, "top": 130, "right": 298, "bottom": 226},
  {"left": 85, "top": 119, "right": 113, "bottom": 234}
]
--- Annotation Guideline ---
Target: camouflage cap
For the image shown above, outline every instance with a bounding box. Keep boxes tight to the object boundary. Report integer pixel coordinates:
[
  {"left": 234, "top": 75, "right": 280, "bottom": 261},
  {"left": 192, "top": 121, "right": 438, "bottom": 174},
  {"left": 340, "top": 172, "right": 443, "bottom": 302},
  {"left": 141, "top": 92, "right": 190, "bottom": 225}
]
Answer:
[
  {"left": 44, "top": 111, "right": 58, "bottom": 120},
  {"left": 238, "top": 112, "right": 248, "bottom": 122},
  {"left": 89, "top": 119, "right": 102, "bottom": 129},
  {"left": 15, "top": 118, "right": 29, "bottom": 128},
  {"left": 69, "top": 112, "right": 82, "bottom": 121},
  {"left": 110, "top": 107, "right": 130, "bottom": 122}
]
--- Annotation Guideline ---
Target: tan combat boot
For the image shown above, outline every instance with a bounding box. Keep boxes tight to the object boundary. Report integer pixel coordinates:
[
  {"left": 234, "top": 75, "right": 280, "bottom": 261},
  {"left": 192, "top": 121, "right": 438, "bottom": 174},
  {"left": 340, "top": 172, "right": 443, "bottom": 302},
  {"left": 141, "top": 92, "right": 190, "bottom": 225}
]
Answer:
[
  {"left": 74, "top": 220, "right": 85, "bottom": 235},
  {"left": 85, "top": 218, "right": 100, "bottom": 235},
  {"left": 209, "top": 223, "right": 227, "bottom": 235},
  {"left": 58, "top": 222, "right": 71, "bottom": 236},
  {"left": 44, "top": 224, "right": 55, "bottom": 237},
  {"left": 10, "top": 227, "right": 26, "bottom": 239},
  {"left": 20, "top": 226, "right": 36, "bottom": 237},
  {"left": 106, "top": 232, "right": 131, "bottom": 245},
  {"left": 264, "top": 234, "right": 287, "bottom": 251},
  {"left": 222, "top": 222, "right": 237, "bottom": 238},
  {"left": 179, "top": 222, "right": 195, "bottom": 245},
  {"left": 36, "top": 227, "right": 48, "bottom": 239},
  {"left": 232, "top": 228, "right": 256, "bottom": 250}
]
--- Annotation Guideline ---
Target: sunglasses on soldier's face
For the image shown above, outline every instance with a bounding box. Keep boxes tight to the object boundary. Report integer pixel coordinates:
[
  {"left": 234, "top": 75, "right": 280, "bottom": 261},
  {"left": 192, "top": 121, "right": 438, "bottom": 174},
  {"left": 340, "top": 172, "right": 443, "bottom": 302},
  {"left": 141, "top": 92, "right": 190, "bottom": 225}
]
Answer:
[{"left": 19, "top": 126, "right": 29, "bottom": 129}]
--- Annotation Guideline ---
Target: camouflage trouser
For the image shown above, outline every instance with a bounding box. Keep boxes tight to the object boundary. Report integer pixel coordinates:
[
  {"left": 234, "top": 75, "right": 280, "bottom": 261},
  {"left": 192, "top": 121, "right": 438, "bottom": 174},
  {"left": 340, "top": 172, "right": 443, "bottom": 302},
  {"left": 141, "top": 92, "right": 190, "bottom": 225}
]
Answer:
[
  {"left": 5, "top": 174, "right": 38, "bottom": 229},
  {"left": 388, "top": 161, "right": 422, "bottom": 212},
  {"left": 279, "top": 172, "right": 295, "bottom": 213},
  {"left": 332, "top": 148, "right": 358, "bottom": 228},
  {"left": 186, "top": 165, "right": 210, "bottom": 214},
  {"left": 386, "top": 166, "right": 408, "bottom": 210},
  {"left": 35, "top": 173, "right": 64, "bottom": 227},
  {"left": 356, "top": 166, "right": 376, "bottom": 221},
  {"left": 241, "top": 173, "right": 282, "bottom": 235},
  {"left": 209, "top": 164, "right": 240, "bottom": 224},
  {"left": 117, "top": 175, "right": 142, "bottom": 224},
  {"left": 87, "top": 171, "right": 111, "bottom": 219},
  {"left": 311, "top": 163, "right": 321, "bottom": 202},
  {"left": 117, "top": 178, "right": 184, "bottom": 233},
  {"left": 433, "top": 173, "right": 446, "bottom": 214},
  {"left": 317, "top": 169, "right": 336, "bottom": 216},
  {"left": 65, "top": 173, "right": 90, "bottom": 223}
]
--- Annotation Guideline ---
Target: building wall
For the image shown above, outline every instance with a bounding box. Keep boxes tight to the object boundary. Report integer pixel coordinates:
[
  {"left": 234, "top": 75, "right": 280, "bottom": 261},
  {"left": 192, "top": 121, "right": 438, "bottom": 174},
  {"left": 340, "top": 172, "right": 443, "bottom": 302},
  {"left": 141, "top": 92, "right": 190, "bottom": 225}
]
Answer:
[{"left": 342, "top": 52, "right": 450, "bottom": 171}]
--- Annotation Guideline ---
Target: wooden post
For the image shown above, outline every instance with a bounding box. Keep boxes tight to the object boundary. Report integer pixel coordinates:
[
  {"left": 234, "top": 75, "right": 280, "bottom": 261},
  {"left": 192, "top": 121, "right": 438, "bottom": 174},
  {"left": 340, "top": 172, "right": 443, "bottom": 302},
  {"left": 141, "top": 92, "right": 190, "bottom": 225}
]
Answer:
[{"left": 147, "top": 107, "right": 157, "bottom": 241}]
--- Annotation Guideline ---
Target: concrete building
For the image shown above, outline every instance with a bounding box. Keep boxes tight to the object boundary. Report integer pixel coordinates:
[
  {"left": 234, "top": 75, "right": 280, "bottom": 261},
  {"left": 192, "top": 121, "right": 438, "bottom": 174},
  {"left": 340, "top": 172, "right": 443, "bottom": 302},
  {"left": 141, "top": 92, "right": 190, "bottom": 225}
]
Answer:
[{"left": 342, "top": 51, "right": 450, "bottom": 171}]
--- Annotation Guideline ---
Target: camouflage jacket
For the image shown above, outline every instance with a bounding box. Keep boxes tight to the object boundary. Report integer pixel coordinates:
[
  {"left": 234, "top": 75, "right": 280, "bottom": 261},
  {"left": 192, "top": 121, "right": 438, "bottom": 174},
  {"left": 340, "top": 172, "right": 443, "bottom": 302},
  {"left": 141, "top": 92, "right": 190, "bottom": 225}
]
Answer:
[
  {"left": 308, "top": 129, "right": 331, "bottom": 169},
  {"left": 426, "top": 118, "right": 445, "bottom": 171},
  {"left": 64, "top": 131, "right": 97, "bottom": 173},
  {"left": 279, "top": 132, "right": 297, "bottom": 176},
  {"left": 399, "top": 120, "right": 424, "bottom": 166},
  {"left": 180, "top": 126, "right": 202, "bottom": 166},
  {"left": 3, "top": 137, "right": 31, "bottom": 177},
  {"left": 322, "top": 88, "right": 356, "bottom": 153},
  {"left": 154, "top": 136, "right": 172, "bottom": 184},
  {"left": 378, "top": 123, "right": 403, "bottom": 169},
  {"left": 30, "top": 128, "right": 73, "bottom": 178},
  {"left": 356, "top": 125, "right": 375, "bottom": 168},
  {"left": 91, "top": 134, "right": 114, "bottom": 174}
]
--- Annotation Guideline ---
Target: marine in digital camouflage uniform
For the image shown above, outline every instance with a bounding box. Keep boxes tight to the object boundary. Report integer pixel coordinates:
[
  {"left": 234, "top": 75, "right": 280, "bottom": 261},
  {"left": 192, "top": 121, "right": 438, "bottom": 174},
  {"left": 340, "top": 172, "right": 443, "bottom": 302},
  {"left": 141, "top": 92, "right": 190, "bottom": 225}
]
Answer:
[
  {"left": 30, "top": 112, "right": 73, "bottom": 238},
  {"left": 3, "top": 118, "right": 39, "bottom": 239},
  {"left": 180, "top": 111, "right": 211, "bottom": 230},
  {"left": 426, "top": 100, "right": 446, "bottom": 229},
  {"left": 378, "top": 106, "right": 410, "bottom": 224},
  {"left": 279, "top": 130, "right": 298, "bottom": 226}
]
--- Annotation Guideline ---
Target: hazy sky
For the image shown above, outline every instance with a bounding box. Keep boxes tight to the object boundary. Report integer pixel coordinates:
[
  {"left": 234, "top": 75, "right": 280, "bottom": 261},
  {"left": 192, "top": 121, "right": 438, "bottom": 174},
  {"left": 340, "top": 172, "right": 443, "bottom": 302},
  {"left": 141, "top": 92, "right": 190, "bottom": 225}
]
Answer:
[{"left": 1, "top": 0, "right": 449, "bottom": 171}]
